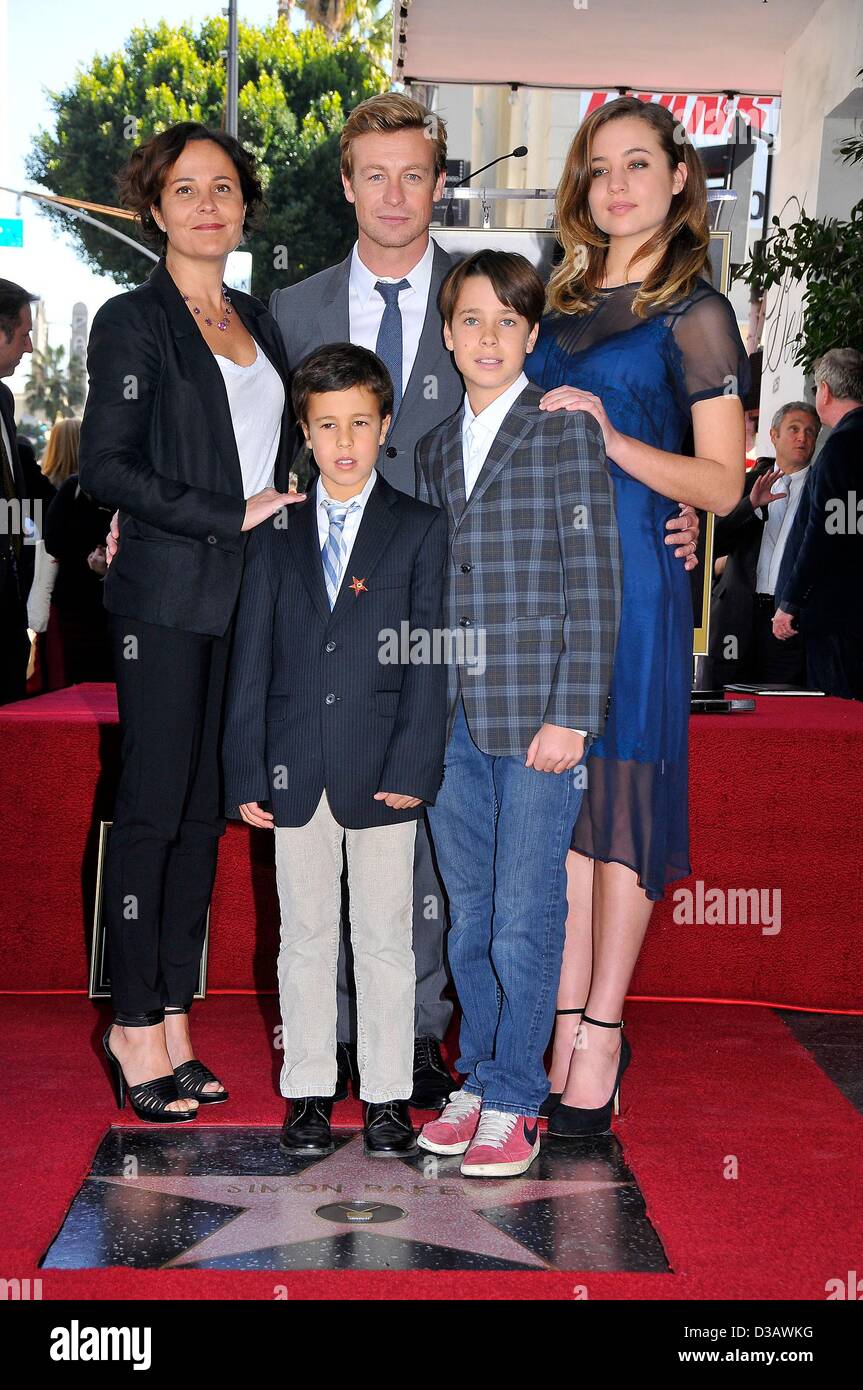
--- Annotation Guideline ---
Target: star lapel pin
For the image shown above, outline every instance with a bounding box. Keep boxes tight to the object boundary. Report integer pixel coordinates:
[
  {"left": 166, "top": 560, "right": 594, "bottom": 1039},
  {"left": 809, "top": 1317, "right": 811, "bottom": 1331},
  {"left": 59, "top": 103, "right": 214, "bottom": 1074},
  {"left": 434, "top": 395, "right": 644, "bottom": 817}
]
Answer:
[{"left": 349, "top": 576, "right": 368, "bottom": 596}]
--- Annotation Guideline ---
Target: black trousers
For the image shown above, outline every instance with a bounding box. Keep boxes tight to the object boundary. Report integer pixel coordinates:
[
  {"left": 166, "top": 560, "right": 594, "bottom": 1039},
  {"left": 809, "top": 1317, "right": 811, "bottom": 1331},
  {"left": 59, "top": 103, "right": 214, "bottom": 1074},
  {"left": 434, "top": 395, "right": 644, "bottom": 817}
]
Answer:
[
  {"left": 105, "top": 612, "right": 230, "bottom": 1018},
  {"left": 0, "top": 577, "right": 30, "bottom": 706},
  {"left": 806, "top": 632, "right": 863, "bottom": 701},
  {"left": 751, "top": 598, "right": 807, "bottom": 685}
]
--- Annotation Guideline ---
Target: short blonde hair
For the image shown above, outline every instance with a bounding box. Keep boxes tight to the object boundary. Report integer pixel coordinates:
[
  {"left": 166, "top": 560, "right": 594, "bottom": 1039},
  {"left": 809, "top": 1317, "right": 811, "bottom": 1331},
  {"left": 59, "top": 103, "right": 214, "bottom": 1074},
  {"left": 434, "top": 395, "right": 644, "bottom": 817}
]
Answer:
[{"left": 340, "top": 92, "right": 447, "bottom": 181}]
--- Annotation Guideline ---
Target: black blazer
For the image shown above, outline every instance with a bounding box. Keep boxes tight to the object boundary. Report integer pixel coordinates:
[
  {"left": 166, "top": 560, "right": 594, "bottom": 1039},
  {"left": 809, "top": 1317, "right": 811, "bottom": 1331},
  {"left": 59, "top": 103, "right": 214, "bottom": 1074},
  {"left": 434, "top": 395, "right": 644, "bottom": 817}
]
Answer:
[
  {"left": 78, "top": 258, "right": 296, "bottom": 637},
  {"left": 0, "top": 381, "right": 38, "bottom": 603},
  {"left": 776, "top": 406, "right": 863, "bottom": 636},
  {"left": 708, "top": 457, "right": 774, "bottom": 665},
  {"left": 222, "top": 473, "right": 448, "bottom": 829}
]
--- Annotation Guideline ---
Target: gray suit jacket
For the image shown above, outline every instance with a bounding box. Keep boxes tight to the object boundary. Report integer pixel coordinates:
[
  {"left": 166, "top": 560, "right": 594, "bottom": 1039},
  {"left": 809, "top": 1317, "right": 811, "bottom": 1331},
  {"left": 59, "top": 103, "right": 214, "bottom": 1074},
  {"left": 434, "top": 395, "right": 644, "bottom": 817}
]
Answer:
[
  {"left": 417, "top": 383, "right": 621, "bottom": 756},
  {"left": 269, "top": 239, "right": 464, "bottom": 498}
]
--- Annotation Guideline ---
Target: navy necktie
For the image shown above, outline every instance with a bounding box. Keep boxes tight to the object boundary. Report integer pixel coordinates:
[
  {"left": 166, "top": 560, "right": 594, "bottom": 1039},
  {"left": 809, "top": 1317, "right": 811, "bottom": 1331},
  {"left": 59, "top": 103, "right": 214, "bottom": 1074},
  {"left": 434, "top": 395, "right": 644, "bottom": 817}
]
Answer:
[{"left": 374, "top": 279, "right": 410, "bottom": 416}]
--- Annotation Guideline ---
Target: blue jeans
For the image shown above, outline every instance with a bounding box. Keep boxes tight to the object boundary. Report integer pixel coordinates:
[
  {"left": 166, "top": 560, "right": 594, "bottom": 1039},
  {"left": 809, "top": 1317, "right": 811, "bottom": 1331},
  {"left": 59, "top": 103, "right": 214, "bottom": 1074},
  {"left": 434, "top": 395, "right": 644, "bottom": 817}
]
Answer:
[{"left": 427, "top": 698, "right": 584, "bottom": 1117}]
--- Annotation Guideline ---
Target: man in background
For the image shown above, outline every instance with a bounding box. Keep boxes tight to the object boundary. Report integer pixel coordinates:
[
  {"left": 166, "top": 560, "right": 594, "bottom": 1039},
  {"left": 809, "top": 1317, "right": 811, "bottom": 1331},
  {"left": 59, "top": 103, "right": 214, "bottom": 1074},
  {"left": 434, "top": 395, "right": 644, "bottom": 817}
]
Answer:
[
  {"left": 774, "top": 349, "right": 863, "bottom": 700},
  {"left": 0, "top": 280, "right": 38, "bottom": 704},
  {"left": 708, "top": 400, "right": 819, "bottom": 687}
]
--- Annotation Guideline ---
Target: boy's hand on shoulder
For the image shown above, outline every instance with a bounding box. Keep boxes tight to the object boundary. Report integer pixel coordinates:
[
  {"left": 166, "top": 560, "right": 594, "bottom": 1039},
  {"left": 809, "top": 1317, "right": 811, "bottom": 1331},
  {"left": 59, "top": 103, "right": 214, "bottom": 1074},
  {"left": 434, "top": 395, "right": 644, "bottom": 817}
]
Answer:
[
  {"left": 239, "top": 801, "right": 275, "bottom": 829},
  {"left": 526, "top": 724, "right": 585, "bottom": 773},
  {"left": 374, "top": 792, "right": 422, "bottom": 810}
]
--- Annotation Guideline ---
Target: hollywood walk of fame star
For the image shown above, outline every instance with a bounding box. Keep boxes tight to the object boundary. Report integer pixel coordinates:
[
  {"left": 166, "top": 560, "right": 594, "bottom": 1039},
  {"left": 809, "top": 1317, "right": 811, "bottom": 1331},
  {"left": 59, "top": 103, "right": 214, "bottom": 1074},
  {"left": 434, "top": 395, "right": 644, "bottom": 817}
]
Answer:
[
  {"left": 94, "top": 1131, "right": 632, "bottom": 1271},
  {"left": 349, "top": 575, "right": 367, "bottom": 595}
]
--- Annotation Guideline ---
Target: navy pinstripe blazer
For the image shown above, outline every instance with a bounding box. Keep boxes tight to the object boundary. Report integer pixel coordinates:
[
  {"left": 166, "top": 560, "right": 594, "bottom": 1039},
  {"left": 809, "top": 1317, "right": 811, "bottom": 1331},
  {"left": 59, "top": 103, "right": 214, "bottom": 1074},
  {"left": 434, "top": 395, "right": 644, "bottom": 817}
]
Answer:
[
  {"left": 416, "top": 382, "right": 621, "bottom": 756},
  {"left": 222, "top": 473, "right": 448, "bottom": 829}
]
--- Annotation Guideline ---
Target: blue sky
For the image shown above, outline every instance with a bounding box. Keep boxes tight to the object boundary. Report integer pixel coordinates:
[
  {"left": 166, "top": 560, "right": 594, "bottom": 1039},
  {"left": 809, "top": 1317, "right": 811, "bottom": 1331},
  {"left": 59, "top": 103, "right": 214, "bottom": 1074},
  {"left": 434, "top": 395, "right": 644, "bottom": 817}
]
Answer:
[{"left": 0, "top": 1, "right": 292, "bottom": 393}]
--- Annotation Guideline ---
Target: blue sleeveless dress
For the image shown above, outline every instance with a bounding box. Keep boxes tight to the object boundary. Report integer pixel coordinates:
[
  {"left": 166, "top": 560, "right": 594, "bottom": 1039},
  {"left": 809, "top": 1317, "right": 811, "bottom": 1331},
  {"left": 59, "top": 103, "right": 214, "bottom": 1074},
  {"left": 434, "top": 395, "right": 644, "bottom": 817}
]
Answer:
[{"left": 528, "top": 280, "right": 749, "bottom": 900}]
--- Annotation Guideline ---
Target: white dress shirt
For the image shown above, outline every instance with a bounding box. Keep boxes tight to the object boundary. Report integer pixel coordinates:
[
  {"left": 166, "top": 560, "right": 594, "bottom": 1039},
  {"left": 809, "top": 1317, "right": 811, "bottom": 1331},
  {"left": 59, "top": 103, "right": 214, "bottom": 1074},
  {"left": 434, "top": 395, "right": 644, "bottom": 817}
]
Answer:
[
  {"left": 461, "top": 372, "right": 530, "bottom": 499},
  {"left": 348, "top": 239, "right": 435, "bottom": 402},
  {"left": 755, "top": 463, "right": 811, "bottom": 595},
  {"left": 316, "top": 468, "right": 378, "bottom": 598},
  {"left": 214, "top": 342, "right": 285, "bottom": 499},
  {"left": 461, "top": 371, "right": 587, "bottom": 739}
]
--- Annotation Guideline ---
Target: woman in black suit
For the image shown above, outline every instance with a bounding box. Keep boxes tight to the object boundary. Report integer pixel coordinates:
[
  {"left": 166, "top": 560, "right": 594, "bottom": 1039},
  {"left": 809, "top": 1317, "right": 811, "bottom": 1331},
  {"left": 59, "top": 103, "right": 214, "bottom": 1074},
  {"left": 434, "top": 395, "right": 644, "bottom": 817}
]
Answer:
[{"left": 80, "top": 122, "right": 305, "bottom": 1121}]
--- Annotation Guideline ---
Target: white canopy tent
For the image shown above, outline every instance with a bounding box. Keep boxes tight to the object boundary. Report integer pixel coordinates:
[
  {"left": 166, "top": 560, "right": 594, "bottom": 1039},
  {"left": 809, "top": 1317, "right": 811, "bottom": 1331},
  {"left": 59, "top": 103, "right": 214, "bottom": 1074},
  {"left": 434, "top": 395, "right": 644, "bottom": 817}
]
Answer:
[{"left": 392, "top": 0, "right": 814, "bottom": 95}]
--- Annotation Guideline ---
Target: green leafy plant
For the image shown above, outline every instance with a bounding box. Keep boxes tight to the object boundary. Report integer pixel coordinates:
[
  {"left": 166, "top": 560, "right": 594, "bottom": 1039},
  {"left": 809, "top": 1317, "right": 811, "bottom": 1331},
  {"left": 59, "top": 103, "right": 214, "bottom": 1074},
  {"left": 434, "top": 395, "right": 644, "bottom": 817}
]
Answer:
[{"left": 26, "top": 16, "right": 388, "bottom": 297}]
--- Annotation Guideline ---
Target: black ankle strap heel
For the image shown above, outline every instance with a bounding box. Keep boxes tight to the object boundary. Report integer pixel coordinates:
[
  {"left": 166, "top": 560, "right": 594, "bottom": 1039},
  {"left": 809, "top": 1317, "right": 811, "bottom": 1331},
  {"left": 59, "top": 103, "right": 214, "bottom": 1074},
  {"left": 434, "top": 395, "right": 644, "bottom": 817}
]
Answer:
[
  {"left": 546, "top": 1015, "right": 631, "bottom": 1138},
  {"left": 102, "top": 1027, "right": 197, "bottom": 1124}
]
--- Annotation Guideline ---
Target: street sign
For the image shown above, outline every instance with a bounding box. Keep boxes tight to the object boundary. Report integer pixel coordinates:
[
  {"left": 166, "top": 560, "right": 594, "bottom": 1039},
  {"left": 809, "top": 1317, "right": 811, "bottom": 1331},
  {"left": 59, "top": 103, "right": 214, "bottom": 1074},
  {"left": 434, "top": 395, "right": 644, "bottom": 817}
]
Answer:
[{"left": 0, "top": 218, "right": 24, "bottom": 247}]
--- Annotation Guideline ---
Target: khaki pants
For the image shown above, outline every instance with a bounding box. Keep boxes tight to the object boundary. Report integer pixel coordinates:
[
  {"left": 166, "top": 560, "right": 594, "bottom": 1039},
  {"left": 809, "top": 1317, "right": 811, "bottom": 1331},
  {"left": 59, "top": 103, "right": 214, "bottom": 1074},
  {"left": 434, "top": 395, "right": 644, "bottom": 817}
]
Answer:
[{"left": 274, "top": 791, "right": 417, "bottom": 1102}]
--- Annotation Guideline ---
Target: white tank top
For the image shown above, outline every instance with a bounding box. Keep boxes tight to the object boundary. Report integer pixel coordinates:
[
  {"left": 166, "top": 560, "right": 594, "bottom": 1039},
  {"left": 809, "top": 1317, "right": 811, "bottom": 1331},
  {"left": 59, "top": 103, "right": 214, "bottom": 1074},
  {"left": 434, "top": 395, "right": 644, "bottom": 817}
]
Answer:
[{"left": 214, "top": 341, "right": 285, "bottom": 499}]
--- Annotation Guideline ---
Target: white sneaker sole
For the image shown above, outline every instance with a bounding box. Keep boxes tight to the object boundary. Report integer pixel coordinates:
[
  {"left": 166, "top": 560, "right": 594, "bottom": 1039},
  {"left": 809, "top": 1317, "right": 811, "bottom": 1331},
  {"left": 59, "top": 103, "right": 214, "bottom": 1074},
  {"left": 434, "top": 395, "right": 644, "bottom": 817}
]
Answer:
[
  {"left": 417, "top": 1132, "right": 474, "bottom": 1155},
  {"left": 460, "top": 1138, "right": 540, "bottom": 1178}
]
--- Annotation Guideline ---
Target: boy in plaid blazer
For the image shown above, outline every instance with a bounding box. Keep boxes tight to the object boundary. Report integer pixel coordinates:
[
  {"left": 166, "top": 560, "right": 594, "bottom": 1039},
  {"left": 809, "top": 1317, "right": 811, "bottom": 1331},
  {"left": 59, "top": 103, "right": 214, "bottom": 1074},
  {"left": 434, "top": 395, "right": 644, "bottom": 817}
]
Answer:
[{"left": 415, "top": 251, "right": 621, "bottom": 1177}]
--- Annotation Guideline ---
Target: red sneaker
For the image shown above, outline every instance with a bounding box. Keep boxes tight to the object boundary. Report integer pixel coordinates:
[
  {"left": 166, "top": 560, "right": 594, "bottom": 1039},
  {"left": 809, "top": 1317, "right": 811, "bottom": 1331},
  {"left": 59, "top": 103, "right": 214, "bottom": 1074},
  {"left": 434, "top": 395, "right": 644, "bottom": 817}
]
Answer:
[
  {"left": 417, "top": 1089, "right": 482, "bottom": 1155},
  {"left": 460, "top": 1108, "right": 540, "bottom": 1177}
]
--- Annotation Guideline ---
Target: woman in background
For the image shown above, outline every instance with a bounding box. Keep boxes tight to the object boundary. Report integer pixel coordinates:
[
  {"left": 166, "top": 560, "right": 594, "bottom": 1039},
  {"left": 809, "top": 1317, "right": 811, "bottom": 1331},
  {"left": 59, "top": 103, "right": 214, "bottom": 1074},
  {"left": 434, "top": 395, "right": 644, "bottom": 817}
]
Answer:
[{"left": 42, "top": 420, "right": 114, "bottom": 686}]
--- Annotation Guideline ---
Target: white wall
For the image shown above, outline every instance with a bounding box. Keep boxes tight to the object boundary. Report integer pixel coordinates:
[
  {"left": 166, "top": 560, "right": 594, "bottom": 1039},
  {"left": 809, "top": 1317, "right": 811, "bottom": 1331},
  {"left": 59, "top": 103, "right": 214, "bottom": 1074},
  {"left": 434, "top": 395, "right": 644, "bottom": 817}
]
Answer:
[{"left": 757, "top": 0, "right": 863, "bottom": 449}]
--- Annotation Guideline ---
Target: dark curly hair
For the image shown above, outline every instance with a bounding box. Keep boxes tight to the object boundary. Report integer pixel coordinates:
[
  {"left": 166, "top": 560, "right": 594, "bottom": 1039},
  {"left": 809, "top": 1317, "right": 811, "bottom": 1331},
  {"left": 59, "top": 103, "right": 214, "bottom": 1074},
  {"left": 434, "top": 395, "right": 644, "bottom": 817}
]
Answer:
[{"left": 117, "top": 122, "right": 266, "bottom": 251}]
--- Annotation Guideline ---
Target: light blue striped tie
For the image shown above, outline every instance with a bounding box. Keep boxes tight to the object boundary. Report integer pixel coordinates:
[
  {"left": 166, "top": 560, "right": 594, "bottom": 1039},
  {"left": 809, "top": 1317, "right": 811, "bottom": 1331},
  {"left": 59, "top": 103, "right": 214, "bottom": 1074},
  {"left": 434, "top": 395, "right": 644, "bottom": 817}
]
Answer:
[{"left": 321, "top": 498, "right": 361, "bottom": 609}]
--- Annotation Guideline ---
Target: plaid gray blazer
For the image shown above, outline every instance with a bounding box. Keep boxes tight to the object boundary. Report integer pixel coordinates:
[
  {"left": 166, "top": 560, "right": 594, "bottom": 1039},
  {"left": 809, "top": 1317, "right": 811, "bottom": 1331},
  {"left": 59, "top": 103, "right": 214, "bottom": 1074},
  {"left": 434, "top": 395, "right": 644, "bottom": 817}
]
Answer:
[{"left": 416, "top": 382, "right": 621, "bottom": 756}]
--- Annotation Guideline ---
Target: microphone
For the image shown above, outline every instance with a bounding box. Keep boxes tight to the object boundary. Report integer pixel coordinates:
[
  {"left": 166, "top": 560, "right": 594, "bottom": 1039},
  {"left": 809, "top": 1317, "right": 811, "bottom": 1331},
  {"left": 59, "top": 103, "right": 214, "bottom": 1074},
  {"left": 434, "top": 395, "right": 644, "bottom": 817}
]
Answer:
[
  {"left": 451, "top": 146, "right": 528, "bottom": 188},
  {"left": 444, "top": 146, "right": 528, "bottom": 224}
]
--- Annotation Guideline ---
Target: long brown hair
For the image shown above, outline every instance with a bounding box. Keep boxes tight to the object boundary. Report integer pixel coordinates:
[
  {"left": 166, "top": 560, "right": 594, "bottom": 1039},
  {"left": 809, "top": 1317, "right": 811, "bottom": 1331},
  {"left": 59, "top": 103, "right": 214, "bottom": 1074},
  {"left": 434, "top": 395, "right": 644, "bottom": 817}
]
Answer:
[
  {"left": 41, "top": 417, "right": 80, "bottom": 487},
  {"left": 547, "top": 97, "right": 710, "bottom": 319}
]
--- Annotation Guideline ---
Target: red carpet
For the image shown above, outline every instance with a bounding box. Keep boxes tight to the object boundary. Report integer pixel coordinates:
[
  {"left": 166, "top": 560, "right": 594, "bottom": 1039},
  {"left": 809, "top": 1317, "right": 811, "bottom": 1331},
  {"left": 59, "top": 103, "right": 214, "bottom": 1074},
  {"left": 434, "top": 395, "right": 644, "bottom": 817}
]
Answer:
[
  {"left": 1, "top": 994, "right": 861, "bottom": 1299},
  {"left": 1, "top": 684, "right": 862, "bottom": 1009}
]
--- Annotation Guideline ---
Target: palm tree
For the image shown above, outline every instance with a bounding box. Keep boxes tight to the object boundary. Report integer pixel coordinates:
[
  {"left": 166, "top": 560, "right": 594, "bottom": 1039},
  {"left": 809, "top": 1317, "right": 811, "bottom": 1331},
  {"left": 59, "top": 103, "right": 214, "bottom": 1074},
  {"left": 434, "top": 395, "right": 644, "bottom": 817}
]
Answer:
[
  {"left": 293, "top": 2, "right": 391, "bottom": 63},
  {"left": 24, "top": 345, "right": 84, "bottom": 423}
]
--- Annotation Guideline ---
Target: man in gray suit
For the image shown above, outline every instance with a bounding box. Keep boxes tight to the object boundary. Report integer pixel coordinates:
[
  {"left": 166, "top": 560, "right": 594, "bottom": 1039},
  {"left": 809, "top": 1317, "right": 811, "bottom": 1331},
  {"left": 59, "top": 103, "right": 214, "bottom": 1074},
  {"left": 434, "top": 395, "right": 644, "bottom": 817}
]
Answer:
[{"left": 269, "top": 93, "right": 464, "bottom": 1107}]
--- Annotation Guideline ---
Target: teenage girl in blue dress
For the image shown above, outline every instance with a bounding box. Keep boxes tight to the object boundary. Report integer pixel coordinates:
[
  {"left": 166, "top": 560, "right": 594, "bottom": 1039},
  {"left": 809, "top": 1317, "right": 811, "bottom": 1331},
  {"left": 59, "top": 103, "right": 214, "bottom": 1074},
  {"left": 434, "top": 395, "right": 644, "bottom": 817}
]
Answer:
[{"left": 529, "top": 97, "right": 749, "bottom": 1133}]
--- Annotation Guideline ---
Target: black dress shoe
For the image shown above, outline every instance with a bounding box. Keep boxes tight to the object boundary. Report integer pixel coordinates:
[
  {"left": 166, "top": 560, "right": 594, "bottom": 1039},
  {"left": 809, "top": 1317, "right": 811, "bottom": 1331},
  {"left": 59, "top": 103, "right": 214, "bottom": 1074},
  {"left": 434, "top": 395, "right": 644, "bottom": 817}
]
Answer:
[
  {"left": 334, "top": 1042, "right": 356, "bottom": 1102},
  {"left": 280, "top": 1097, "right": 334, "bottom": 1155},
  {"left": 409, "top": 1037, "right": 454, "bottom": 1110},
  {"left": 363, "top": 1100, "right": 417, "bottom": 1157}
]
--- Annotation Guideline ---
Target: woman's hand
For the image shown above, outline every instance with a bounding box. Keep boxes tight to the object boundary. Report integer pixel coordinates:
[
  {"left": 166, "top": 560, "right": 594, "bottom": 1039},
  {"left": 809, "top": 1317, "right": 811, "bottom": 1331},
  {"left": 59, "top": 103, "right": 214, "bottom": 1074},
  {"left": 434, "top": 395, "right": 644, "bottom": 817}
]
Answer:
[
  {"left": 105, "top": 512, "right": 120, "bottom": 567},
  {"left": 239, "top": 801, "right": 275, "bottom": 829},
  {"left": 538, "top": 385, "right": 622, "bottom": 457},
  {"left": 242, "top": 486, "right": 306, "bottom": 533}
]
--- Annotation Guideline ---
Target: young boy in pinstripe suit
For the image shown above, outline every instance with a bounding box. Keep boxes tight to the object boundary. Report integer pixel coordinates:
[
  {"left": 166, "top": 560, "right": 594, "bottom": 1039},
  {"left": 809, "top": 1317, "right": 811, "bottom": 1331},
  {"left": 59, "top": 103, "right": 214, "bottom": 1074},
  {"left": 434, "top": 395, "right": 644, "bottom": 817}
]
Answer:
[
  {"left": 416, "top": 252, "right": 621, "bottom": 1176},
  {"left": 223, "top": 345, "right": 448, "bottom": 1160}
]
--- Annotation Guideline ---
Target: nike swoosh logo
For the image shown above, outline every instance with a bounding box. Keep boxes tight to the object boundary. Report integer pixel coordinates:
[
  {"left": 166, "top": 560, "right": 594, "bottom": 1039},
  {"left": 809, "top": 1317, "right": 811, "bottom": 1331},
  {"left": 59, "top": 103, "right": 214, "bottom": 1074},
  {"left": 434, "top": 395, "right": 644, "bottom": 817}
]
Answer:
[{"left": 524, "top": 1119, "right": 539, "bottom": 1145}]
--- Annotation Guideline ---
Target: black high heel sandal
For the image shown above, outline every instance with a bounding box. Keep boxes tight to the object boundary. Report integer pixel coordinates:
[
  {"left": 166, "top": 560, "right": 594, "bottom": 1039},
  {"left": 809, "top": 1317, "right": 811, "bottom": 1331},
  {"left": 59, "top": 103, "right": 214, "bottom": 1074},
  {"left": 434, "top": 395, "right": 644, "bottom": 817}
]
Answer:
[
  {"left": 165, "top": 1005, "right": 229, "bottom": 1105},
  {"left": 547, "top": 1014, "right": 631, "bottom": 1137},
  {"left": 539, "top": 1007, "right": 585, "bottom": 1119},
  {"left": 103, "top": 1013, "right": 197, "bottom": 1124}
]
